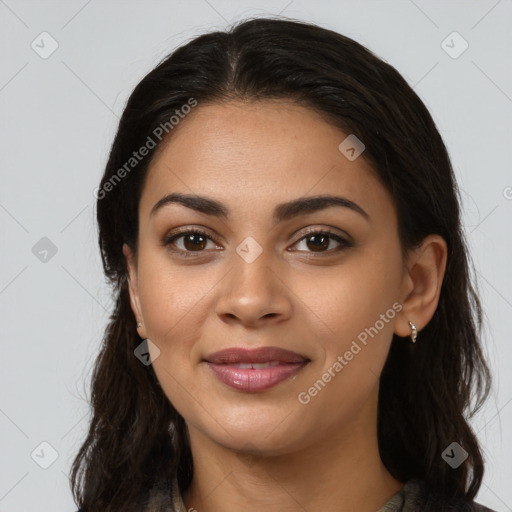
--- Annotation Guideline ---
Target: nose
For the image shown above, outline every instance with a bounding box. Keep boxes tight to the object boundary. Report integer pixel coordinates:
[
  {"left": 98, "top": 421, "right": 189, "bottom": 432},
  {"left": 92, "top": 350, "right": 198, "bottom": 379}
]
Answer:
[{"left": 214, "top": 247, "right": 293, "bottom": 328}]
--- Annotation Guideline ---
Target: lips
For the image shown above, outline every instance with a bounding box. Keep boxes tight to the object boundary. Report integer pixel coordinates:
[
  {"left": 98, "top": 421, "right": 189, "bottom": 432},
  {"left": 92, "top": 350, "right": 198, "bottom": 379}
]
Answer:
[
  {"left": 203, "top": 347, "right": 310, "bottom": 392},
  {"left": 204, "top": 346, "right": 308, "bottom": 365}
]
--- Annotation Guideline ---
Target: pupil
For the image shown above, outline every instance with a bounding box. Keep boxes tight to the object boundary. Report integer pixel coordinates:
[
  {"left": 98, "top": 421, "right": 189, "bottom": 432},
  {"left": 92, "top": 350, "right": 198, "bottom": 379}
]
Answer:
[
  {"left": 185, "top": 234, "right": 206, "bottom": 250},
  {"left": 308, "top": 234, "right": 328, "bottom": 251}
]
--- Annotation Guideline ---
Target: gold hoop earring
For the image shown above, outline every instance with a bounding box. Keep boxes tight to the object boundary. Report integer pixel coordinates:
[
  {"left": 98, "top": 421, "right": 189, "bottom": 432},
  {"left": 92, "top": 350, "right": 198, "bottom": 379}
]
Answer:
[{"left": 408, "top": 321, "right": 418, "bottom": 343}]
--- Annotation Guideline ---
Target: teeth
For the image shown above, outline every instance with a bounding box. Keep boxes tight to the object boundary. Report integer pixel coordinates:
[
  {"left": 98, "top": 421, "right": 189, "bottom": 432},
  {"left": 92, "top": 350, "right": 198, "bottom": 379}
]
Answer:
[
  {"left": 251, "top": 362, "right": 274, "bottom": 369},
  {"left": 232, "top": 361, "right": 282, "bottom": 369}
]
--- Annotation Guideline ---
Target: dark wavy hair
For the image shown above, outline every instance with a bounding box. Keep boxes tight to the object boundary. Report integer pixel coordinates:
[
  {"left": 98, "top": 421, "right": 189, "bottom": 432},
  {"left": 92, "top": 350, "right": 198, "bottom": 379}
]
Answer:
[{"left": 70, "top": 17, "right": 492, "bottom": 511}]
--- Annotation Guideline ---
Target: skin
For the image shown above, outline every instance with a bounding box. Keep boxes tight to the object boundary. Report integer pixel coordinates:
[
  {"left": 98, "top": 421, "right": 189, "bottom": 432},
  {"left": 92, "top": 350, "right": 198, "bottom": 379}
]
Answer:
[{"left": 123, "top": 100, "right": 447, "bottom": 512}]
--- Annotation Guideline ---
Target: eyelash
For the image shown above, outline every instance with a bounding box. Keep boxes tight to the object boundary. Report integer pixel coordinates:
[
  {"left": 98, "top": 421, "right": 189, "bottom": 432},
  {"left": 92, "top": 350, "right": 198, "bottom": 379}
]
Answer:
[{"left": 161, "top": 228, "right": 352, "bottom": 257}]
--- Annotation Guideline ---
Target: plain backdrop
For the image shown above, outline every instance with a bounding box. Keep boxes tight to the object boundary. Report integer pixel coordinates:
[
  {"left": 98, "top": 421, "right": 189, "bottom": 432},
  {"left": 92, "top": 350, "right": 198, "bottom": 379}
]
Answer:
[{"left": 0, "top": 1, "right": 511, "bottom": 511}]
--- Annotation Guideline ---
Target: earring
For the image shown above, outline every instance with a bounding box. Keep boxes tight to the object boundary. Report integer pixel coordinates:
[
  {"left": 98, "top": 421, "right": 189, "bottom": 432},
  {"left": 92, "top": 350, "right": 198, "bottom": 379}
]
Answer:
[
  {"left": 137, "top": 322, "right": 143, "bottom": 328},
  {"left": 408, "top": 321, "right": 418, "bottom": 343}
]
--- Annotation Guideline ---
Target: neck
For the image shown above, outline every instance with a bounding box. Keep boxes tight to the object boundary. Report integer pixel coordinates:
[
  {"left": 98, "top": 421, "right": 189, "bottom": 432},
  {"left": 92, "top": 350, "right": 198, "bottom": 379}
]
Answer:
[{"left": 181, "top": 388, "right": 403, "bottom": 512}]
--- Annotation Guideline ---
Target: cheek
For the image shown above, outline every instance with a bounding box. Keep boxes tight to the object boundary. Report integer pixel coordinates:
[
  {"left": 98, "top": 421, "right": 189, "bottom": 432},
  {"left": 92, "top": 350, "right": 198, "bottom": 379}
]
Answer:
[
  {"left": 291, "top": 261, "right": 401, "bottom": 430},
  {"left": 135, "top": 255, "right": 218, "bottom": 400},
  {"left": 294, "top": 246, "right": 402, "bottom": 377},
  {"left": 137, "top": 270, "right": 207, "bottom": 413},
  {"left": 137, "top": 255, "right": 212, "bottom": 345}
]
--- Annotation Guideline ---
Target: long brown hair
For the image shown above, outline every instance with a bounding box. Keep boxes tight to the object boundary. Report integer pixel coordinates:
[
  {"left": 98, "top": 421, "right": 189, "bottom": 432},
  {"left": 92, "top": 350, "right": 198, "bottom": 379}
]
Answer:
[{"left": 70, "top": 17, "right": 492, "bottom": 511}]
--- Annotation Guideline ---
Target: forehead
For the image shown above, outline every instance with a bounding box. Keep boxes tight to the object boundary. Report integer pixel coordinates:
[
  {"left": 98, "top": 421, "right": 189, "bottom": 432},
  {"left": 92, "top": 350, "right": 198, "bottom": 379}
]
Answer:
[{"left": 139, "top": 100, "right": 391, "bottom": 224}]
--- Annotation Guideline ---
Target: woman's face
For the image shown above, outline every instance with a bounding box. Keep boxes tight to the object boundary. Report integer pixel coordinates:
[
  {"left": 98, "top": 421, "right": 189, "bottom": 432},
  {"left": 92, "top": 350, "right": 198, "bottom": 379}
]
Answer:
[{"left": 124, "top": 100, "right": 410, "bottom": 455}]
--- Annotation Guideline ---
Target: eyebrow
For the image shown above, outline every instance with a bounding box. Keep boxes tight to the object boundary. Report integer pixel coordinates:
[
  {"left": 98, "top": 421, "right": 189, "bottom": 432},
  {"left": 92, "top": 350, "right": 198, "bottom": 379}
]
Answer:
[{"left": 150, "top": 192, "right": 370, "bottom": 223}]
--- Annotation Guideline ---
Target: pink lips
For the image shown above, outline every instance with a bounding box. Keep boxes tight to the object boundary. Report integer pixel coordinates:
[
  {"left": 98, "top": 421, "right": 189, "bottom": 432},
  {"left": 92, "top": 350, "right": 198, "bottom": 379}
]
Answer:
[{"left": 203, "top": 347, "right": 309, "bottom": 392}]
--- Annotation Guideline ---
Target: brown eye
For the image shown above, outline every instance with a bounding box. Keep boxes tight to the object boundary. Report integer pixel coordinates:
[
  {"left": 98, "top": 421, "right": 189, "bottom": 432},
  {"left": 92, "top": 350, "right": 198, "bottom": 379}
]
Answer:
[
  {"left": 182, "top": 233, "right": 207, "bottom": 251},
  {"left": 305, "top": 233, "right": 330, "bottom": 252},
  {"left": 162, "top": 229, "right": 219, "bottom": 254},
  {"left": 291, "top": 230, "right": 351, "bottom": 254}
]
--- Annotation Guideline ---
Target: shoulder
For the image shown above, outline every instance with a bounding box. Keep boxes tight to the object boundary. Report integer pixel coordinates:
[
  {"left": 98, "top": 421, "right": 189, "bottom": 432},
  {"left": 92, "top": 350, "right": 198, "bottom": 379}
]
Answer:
[{"left": 401, "top": 479, "right": 496, "bottom": 512}]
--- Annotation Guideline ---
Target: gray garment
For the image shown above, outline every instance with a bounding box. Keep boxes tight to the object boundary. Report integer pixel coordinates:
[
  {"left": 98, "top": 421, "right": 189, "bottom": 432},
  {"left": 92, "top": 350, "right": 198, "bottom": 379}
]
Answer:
[
  {"left": 141, "top": 477, "right": 496, "bottom": 512},
  {"left": 376, "top": 479, "right": 494, "bottom": 511}
]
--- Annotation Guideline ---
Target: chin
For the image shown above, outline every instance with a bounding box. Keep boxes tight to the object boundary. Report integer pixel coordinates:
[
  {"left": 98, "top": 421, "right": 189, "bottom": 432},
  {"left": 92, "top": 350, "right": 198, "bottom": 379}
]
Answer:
[{"left": 206, "top": 417, "right": 307, "bottom": 455}]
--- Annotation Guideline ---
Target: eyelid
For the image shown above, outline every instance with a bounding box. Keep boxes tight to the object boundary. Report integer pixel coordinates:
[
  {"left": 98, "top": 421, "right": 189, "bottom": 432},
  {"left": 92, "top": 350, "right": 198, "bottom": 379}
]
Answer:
[
  {"left": 163, "top": 225, "right": 220, "bottom": 241},
  {"left": 293, "top": 225, "right": 352, "bottom": 243}
]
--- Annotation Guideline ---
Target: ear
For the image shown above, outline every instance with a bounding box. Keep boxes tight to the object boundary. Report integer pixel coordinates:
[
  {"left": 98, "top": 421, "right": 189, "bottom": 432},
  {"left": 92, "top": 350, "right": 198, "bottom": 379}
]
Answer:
[
  {"left": 394, "top": 234, "right": 448, "bottom": 339},
  {"left": 122, "top": 243, "right": 146, "bottom": 339}
]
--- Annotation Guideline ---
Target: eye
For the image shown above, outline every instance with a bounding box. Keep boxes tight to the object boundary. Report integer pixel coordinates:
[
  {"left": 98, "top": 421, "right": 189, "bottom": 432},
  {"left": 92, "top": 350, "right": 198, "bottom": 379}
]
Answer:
[
  {"left": 290, "top": 229, "right": 352, "bottom": 254},
  {"left": 162, "top": 229, "right": 222, "bottom": 255}
]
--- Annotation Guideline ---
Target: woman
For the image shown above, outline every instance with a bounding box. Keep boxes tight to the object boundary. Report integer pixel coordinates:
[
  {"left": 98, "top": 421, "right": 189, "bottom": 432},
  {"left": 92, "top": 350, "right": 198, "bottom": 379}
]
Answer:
[{"left": 72, "top": 17, "right": 495, "bottom": 512}]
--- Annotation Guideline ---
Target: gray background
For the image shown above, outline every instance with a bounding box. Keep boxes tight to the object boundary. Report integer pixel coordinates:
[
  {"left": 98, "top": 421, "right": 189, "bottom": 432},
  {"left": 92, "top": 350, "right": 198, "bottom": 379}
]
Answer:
[{"left": 1, "top": 1, "right": 511, "bottom": 510}]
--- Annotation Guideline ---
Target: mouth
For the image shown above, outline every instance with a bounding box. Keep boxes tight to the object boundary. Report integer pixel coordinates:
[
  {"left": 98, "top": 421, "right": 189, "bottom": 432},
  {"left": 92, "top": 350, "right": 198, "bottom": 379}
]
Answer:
[
  {"left": 203, "top": 346, "right": 310, "bottom": 392},
  {"left": 204, "top": 346, "right": 309, "bottom": 365}
]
